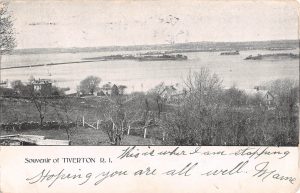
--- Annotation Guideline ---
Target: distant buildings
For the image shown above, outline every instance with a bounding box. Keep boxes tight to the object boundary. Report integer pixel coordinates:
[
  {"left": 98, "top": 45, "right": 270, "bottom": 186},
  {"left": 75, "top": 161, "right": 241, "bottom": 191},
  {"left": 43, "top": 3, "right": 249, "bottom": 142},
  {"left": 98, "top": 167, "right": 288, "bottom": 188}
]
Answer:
[
  {"left": 243, "top": 87, "right": 274, "bottom": 105},
  {"left": 161, "top": 83, "right": 187, "bottom": 102},
  {"left": 30, "top": 79, "right": 52, "bottom": 96},
  {"left": 100, "top": 82, "right": 112, "bottom": 96},
  {"left": 65, "top": 88, "right": 78, "bottom": 96},
  {"left": 97, "top": 82, "right": 127, "bottom": 96},
  {"left": 0, "top": 78, "right": 54, "bottom": 97}
]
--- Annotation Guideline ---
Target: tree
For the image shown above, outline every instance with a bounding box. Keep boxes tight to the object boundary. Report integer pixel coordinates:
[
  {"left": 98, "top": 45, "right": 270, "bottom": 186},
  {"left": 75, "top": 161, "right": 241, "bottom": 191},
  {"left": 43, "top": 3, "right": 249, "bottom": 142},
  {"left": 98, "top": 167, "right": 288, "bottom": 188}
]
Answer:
[
  {"left": 0, "top": 1, "right": 16, "bottom": 57},
  {"left": 11, "top": 80, "right": 31, "bottom": 96},
  {"left": 27, "top": 80, "right": 50, "bottom": 126},
  {"left": 223, "top": 86, "right": 247, "bottom": 107},
  {"left": 0, "top": 87, "right": 14, "bottom": 96},
  {"left": 78, "top": 76, "right": 101, "bottom": 95},
  {"left": 11, "top": 80, "right": 23, "bottom": 90},
  {"left": 9, "top": 79, "right": 53, "bottom": 126},
  {"left": 163, "top": 67, "right": 223, "bottom": 145},
  {"left": 111, "top": 84, "right": 119, "bottom": 96},
  {"left": 184, "top": 67, "right": 223, "bottom": 102},
  {"left": 53, "top": 96, "right": 78, "bottom": 141},
  {"left": 102, "top": 96, "right": 127, "bottom": 145},
  {"left": 260, "top": 79, "right": 299, "bottom": 145},
  {"left": 261, "top": 79, "right": 298, "bottom": 98},
  {"left": 260, "top": 78, "right": 299, "bottom": 114},
  {"left": 100, "top": 92, "right": 147, "bottom": 145},
  {"left": 148, "top": 82, "right": 167, "bottom": 117},
  {"left": 51, "top": 86, "right": 67, "bottom": 96},
  {"left": 30, "top": 93, "right": 48, "bottom": 126}
]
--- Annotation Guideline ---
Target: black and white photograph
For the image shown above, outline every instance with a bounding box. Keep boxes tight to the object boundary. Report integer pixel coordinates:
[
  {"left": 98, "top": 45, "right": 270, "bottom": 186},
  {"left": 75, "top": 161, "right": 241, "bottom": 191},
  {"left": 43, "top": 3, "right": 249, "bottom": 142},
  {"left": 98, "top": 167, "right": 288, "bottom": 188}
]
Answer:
[{"left": 0, "top": 0, "right": 299, "bottom": 146}]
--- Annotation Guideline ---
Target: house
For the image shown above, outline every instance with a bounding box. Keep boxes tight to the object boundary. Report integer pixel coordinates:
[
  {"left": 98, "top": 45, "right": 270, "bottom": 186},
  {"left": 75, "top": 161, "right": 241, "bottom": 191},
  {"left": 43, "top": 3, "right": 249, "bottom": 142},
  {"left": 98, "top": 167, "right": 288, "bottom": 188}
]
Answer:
[
  {"left": 161, "top": 85, "right": 177, "bottom": 99},
  {"left": 65, "top": 89, "right": 79, "bottom": 96},
  {"left": 98, "top": 82, "right": 124, "bottom": 96},
  {"left": 161, "top": 83, "right": 187, "bottom": 103},
  {"left": 101, "top": 82, "right": 112, "bottom": 95},
  {"left": 30, "top": 79, "right": 52, "bottom": 96},
  {"left": 243, "top": 87, "right": 274, "bottom": 105}
]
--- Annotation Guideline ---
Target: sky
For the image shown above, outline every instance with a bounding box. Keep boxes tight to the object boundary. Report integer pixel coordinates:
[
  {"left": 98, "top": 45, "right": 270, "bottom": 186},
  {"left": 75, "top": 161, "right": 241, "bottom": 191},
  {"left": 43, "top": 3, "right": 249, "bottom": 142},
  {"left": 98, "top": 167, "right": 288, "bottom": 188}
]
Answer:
[{"left": 9, "top": 0, "right": 299, "bottom": 49}]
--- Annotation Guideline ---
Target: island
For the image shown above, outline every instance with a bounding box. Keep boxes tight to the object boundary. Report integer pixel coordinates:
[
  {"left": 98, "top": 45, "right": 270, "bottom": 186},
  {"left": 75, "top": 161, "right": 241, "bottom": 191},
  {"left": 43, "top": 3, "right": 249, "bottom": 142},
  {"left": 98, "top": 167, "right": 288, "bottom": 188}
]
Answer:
[
  {"left": 244, "top": 53, "right": 299, "bottom": 60},
  {"left": 137, "top": 54, "right": 187, "bottom": 61},
  {"left": 220, "top": 50, "right": 240, "bottom": 55},
  {"left": 266, "top": 47, "right": 296, "bottom": 51},
  {"left": 83, "top": 54, "right": 188, "bottom": 62}
]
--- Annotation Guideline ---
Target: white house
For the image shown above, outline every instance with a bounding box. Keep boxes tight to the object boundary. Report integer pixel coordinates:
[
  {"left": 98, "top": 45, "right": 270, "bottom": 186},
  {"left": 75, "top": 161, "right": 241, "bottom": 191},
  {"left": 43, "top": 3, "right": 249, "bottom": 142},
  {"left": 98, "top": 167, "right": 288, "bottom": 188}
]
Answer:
[
  {"left": 161, "top": 83, "right": 187, "bottom": 103},
  {"left": 243, "top": 87, "right": 274, "bottom": 105},
  {"left": 30, "top": 79, "right": 52, "bottom": 96}
]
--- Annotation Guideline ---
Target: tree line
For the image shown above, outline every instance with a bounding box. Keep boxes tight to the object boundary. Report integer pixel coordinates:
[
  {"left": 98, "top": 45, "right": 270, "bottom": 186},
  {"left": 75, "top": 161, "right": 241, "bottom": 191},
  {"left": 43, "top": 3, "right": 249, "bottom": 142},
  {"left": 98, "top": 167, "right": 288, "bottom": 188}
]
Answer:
[{"left": 0, "top": 69, "right": 298, "bottom": 146}]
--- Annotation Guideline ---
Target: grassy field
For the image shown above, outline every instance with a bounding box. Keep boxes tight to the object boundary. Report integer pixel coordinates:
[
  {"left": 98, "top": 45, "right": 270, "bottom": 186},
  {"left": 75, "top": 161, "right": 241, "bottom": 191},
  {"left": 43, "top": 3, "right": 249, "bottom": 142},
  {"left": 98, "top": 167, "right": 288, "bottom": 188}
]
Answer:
[
  {"left": 0, "top": 97, "right": 162, "bottom": 145},
  {"left": 0, "top": 96, "right": 102, "bottom": 123},
  {"left": 0, "top": 127, "right": 161, "bottom": 145}
]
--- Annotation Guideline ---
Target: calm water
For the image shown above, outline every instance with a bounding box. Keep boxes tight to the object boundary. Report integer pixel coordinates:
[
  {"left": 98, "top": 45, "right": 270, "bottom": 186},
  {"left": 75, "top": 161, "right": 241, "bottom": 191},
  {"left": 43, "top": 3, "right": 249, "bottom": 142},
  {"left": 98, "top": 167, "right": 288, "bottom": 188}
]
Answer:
[{"left": 1, "top": 49, "right": 299, "bottom": 93}]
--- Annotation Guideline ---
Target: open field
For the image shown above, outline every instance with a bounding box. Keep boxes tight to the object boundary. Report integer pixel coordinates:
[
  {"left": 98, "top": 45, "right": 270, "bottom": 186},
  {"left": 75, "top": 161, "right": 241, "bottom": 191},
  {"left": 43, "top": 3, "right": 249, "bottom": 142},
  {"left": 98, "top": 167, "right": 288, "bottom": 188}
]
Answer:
[
  {"left": 0, "top": 97, "right": 162, "bottom": 145},
  {"left": 0, "top": 127, "right": 161, "bottom": 145}
]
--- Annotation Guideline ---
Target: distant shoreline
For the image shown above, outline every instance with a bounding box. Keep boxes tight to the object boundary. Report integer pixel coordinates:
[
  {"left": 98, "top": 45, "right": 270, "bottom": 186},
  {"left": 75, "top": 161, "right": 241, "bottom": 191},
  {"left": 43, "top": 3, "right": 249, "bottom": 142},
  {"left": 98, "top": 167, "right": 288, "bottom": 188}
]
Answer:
[
  {"left": 0, "top": 54, "right": 188, "bottom": 70},
  {"left": 9, "top": 39, "right": 299, "bottom": 55},
  {"left": 244, "top": 53, "right": 299, "bottom": 60},
  {"left": 0, "top": 60, "right": 97, "bottom": 70}
]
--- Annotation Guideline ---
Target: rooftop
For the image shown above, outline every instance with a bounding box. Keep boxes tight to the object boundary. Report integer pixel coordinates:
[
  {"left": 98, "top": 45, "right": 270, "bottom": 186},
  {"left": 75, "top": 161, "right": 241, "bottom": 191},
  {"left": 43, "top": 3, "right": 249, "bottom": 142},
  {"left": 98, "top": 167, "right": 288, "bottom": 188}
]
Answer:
[{"left": 243, "top": 89, "right": 269, "bottom": 97}]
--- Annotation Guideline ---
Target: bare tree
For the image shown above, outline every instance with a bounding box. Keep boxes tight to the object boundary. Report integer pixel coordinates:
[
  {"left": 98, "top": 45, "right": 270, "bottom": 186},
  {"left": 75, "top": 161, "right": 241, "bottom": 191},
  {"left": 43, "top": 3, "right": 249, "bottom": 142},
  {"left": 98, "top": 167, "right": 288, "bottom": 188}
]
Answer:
[
  {"left": 123, "top": 93, "right": 154, "bottom": 135},
  {"left": 223, "top": 86, "right": 247, "bottom": 107},
  {"left": 53, "top": 96, "right": 78, "bottom": 141},
  {"left": 31, "top": 94, "right": 48, "bottom": 126},
  {"left": 163, "top": 67, "right": 223, "bottom": 145},
  {"left": 261, "top": 78, "right": 298, "bottom": 98},
  {"left": 100, "top": 93, "right": 149, "bottom": 145},
  {"left": 0, "top": 1, "right": 16, "bottom": 64},
  {"left": 11, "top": 80, "right": 31, "bottom": 96},
  {"left": 147, "top": 82, "right": 167, "bottom": 117},
  {"left": 260, "top": 78, "right": 299, "bottom": 144},
  {"left": 25, "top": 79, "right": 50, "bottom": 126},
  {"left": 184, "top": 67, "right": 223, "bottom": 102},
  {"left": 102, "top": 96, "right": 127, "bottom": 145}
]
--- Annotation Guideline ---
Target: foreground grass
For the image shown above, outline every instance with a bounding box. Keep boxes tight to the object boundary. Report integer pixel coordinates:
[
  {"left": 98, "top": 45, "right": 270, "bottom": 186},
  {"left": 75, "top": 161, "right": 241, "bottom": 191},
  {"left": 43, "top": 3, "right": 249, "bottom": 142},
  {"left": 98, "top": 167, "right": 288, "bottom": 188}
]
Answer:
[
  {"left": 0, "top": 97, "right": 162, "bottom": 145},
  {"left": 0, "top": 126, "right": 162, "bottom": 145}
]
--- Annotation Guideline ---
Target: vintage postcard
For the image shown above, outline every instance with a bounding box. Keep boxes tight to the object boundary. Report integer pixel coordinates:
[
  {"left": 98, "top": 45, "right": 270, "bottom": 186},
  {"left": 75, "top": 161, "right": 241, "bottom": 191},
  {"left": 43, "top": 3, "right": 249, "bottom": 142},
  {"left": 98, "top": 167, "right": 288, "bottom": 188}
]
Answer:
[{"left": 0, "top": 0, "right": 299, "bottom": 192}]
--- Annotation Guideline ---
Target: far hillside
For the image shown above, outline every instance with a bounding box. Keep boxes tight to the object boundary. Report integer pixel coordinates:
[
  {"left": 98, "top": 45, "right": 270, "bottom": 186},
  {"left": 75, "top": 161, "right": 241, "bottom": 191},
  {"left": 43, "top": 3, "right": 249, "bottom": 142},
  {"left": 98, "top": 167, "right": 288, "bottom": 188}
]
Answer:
[{"left": 11, "top": 40, "right": 299, "bottom": 55}]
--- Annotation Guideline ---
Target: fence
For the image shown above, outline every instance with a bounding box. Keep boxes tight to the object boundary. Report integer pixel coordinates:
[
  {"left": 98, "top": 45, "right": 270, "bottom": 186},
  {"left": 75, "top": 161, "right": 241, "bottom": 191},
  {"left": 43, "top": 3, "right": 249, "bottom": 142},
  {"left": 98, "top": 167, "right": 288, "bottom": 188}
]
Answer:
[
  {"left": 127, "top": 125, "right": 166, "bottom": 141},
  {"left": 82, "top": 116, "right": 166, "bottom": 140},
  {"left": 1, "top": 117, "right": 166, "bottom": 141},
  {"left": 82, "top": 116, "right": 101, "bottom": 130}
]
